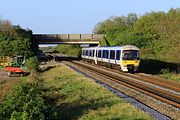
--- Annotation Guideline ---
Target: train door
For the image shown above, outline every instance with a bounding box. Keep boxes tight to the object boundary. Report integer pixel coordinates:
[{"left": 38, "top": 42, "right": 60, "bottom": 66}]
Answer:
[{"left": 94, "top": 49, "right": 98, "bottom": 64}]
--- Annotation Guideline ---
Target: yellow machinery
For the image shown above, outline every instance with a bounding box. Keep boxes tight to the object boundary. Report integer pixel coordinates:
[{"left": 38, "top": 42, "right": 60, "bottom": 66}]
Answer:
[{"left": 0, "top": 56, "right": 11, "bottom": 67}]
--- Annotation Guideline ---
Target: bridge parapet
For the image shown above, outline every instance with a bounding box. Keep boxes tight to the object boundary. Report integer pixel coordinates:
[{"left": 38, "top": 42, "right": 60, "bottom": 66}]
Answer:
[
  {"left": 34, "top": 34, "right": 105, "bottom": 40},
  {"left": 33, "top": 34, "right": 105, "bottom": 45}
]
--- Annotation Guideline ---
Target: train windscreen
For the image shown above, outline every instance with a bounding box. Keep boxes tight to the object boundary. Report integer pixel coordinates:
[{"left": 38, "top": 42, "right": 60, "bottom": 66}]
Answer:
[{"left": 122, "top": 50, "right": 139, "bottom": 60}]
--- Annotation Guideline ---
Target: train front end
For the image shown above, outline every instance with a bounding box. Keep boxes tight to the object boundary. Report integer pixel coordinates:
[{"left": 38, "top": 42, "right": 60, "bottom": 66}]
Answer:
[{"left": 121, "top": 49, "right": 140, "bottom": 73}]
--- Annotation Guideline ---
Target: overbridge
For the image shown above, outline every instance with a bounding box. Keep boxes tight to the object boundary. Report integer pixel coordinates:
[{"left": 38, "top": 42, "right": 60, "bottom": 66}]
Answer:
[{"left": 33, "top": 34, "right": 105, "bottom": 46}]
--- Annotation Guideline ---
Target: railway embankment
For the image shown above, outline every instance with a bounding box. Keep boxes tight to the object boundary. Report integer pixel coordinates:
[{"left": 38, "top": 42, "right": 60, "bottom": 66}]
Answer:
[
  {"left": 41, "top": 62, "right": 154, "bottom": 120},
  {"left": 0, "top": 61, "right": 154, "bottom": 119}
]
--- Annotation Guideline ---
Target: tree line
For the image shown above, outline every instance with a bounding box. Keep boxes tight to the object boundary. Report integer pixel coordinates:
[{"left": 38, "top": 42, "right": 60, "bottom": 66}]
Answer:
[
  {"left": 0, "top": 19, "right": 38, "bottom": 58},
  {"left": 94, "top": 8, "right": 180, "bottom": 64}
]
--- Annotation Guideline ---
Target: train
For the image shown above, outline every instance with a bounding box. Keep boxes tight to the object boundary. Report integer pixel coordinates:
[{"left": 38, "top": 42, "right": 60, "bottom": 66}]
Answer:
[{"left": 81, "top": 45, "right": 140, "bottom": 72}]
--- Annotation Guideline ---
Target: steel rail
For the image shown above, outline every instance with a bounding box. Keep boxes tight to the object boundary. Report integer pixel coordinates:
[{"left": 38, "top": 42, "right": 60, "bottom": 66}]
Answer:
[
  {"left": 71, "top": 60, "right": 180, "bottom": 108},
  {"left": 87, "top": 63, "right": 180, "bottom": 92}
]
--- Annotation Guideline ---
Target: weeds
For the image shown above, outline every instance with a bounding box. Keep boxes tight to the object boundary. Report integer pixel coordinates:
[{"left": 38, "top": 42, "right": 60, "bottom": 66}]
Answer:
[
  {"left": 43, "top": 64, "right": 154, "bottom": 120},
  {"left": 0, "top": 82, "right": 56, "bottom": 120}
]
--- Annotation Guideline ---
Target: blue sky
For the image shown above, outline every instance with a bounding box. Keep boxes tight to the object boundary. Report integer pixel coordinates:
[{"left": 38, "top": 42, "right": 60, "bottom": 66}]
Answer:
[{"left": 0, "top": 0, "right": 179, "bottom": 34}]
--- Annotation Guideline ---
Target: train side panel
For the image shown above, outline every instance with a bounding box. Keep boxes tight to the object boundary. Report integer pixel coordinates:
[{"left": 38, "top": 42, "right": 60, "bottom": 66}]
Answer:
[{"left": 81, "top": 45, "right": 140, "bottom": 72}]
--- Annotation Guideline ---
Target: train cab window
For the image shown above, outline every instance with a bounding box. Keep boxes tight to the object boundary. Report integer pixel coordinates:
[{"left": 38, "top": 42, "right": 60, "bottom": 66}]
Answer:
[
  {"left": 110, "top": 50, "right": 115, "bottom": 59},
  {"left": 116, "top": 50, "right": 121, "bottom": 60},
  {"left": 103, "top": 50, "right": 109, "bottom": 59},
  {"left": 98, "top": 50, "right": 101, "bottom": 58},
  {"left": 123, "top": 50, "right": 139, "bottom": 60}
]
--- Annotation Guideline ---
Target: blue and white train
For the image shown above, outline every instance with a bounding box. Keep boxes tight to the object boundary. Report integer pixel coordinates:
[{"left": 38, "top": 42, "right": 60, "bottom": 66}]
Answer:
[{"left": 81, "top": 45, "right": 140, "bottom": 72}]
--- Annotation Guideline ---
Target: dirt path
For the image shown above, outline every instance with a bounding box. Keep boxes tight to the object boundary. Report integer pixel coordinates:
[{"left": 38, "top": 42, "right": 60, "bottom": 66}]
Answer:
[{"left": 0, "top": 69, "right": 20, "bottom": 101}]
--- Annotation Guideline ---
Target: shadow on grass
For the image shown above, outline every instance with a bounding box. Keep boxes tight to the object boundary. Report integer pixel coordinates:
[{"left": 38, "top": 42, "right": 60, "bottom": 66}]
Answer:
[
  {"left": 54, "top": 97, "right": 119, "bottom": 120},
  {"left": 139, "top": 59, "right": 179, "bottom": 74},
  {"left": 44, "top": 88, "right": 121, "bottom": 120}
]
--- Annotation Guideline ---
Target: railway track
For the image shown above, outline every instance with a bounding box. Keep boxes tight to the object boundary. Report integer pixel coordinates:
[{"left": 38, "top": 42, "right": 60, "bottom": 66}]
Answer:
[
  {"left": 92, "top": 64, "right": 180, "bottom": 92},
  {"left": 73, "top": 61, "right": 180, "bottom": 108},
  {"left": 61, "top": 57, "right": 180, "bottom": 109},
  {"left": 51, "top": 55, "right": 179, "bottom": 119}
]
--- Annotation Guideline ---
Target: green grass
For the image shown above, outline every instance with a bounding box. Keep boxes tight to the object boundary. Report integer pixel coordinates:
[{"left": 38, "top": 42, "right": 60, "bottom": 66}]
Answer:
[
  {"left": 0, "top": 66, "right": 4, "bottom": 68},
  {"left": 42, "top": 64, "right": 154, "bottom": 120},
  {"left": 159, "top": 72, "right": 180, "bottom": 82}
]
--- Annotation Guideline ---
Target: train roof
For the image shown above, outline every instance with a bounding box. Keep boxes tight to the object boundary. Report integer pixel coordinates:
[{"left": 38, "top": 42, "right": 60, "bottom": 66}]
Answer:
[{"left": 82, "top": 45, "right": 139, "bottom": 50}]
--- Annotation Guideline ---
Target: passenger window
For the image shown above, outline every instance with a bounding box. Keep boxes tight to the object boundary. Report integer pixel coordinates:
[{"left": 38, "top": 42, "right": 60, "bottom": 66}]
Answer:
[
  {"left": 103, "top": 50, "right": 109, "bottom": 59},
  {"left": 116, "top": 50, "right": 121, "bottom": 60},
  {"left": 89, "top": 50, "right": 91, "bottom": 56},
  {"left": 86, "top": 50, "right": 88, "bottom": 56},
  {"left": 93, "top": 50, "right": 95, "bottom": 57},
  {"left": 110, "top": 50, "right": 115, "bottom": 59},
  {"left": 98, "top": 50, "right": 101, "bottom": 58},
  {"left": 103, "top": 50, "right": 106, "bottom": 58},
  {"left": 106, "top": 50, "right": 109, "bottom": 59}
]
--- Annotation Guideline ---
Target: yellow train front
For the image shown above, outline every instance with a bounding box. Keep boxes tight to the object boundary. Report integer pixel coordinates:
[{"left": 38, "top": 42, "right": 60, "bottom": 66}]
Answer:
[{"left": 120, "top": 47, "right": 140, "bottom": 72}]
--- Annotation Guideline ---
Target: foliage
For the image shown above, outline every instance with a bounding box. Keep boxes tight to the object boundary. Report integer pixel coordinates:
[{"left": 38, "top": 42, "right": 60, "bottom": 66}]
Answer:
[
  {"left": 25, "top": 56, "right": 39, "bottom": 71},
  {"left": 0, "top": 83, "right": 55, "bottom": 120},
  {"left": 0, "top": 19, "right": 38, "bottom": 58},
  {"left": 42, "top": 64, "right": 153, "bottom": 120},
  {"left": 94, "top": 8, "right": 180, "bottom": 72},
  {"left": 55, "top": 44, "right": 81, "bottom": 58},
  {"left": 159, "top": 70, "right": 180, "bottom": 82}
]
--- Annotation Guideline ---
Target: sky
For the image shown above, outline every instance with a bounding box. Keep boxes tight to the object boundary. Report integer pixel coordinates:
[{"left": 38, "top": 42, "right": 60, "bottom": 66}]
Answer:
[{"left": 0, "top": 0, "right": 180, "bottom": 34}]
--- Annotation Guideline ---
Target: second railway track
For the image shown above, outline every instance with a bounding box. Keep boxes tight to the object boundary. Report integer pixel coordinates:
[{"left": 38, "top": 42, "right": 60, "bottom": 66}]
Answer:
[
  {"left": 53, "top": 56, "right": 180, "bottom": 119},
  {"left": 72, "top": 60, "right": 180, "bottom": 108}
]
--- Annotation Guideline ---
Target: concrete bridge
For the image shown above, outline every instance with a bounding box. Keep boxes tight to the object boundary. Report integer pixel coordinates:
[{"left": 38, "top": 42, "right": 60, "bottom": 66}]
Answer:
[{"left": 33, "top": 34, "right": 105, "bottom": 46}]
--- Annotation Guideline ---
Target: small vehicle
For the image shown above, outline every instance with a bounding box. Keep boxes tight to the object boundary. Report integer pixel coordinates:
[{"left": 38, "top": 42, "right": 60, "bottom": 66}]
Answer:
[
  {"left": 0, "top": 56, "right": 26, "bottom": 77},
  {"left": 5, "top": 67, "right": 25, "bottom": 77},
  {"left": 81, "top": 45, "right": 140, "bottom": 73}
]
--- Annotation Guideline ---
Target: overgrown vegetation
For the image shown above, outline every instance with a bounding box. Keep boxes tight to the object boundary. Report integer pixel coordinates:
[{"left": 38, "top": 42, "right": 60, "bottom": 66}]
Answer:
[
  {"left": 25, "top": 56, "right": 39, "bottom": 72},
  {"left": 0, "top": 82, "right": 55, "bottom": 120},
  {"left": 55, "top": 44, "right": 81, "bottom": 58},
  {"left": 0, "top": 62, "right": 154, "bottom": 119},
  {"left": 94, "top": 8, "right": 180, "bottom": 76},
  {"left": 0, "top": 18, "right": 38, "bottom": 58},
  {"left": 42, "top": 63, "right": 154, "bottom": 120}
]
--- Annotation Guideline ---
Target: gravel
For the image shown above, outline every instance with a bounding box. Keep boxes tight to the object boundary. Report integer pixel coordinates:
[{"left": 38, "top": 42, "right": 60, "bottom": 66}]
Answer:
[{"left": 63, "top": 61, "right": 180, "bottom": 120}]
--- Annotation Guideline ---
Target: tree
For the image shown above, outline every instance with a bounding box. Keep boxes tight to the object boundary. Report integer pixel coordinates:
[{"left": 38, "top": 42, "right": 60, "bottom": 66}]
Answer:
[{"left": 0, "top": 18, "right": 38, "bottom": 58}]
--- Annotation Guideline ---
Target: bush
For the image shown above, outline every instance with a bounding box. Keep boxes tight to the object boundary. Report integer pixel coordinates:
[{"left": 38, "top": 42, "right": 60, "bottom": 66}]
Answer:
[
  {"left": 25, "top": 56, "right": 39, "bottom": 71},
  {"left": 0, "top": 83, "right": 55, "bottom": 120},
  {"left": 55, "top": 45, "right": 81, "bottom": 58}
]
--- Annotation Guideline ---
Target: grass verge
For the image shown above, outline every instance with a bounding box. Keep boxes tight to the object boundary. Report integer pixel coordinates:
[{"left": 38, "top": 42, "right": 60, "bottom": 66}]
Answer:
[
  {"left": 42, "top": 63, "right": 154, "bottom": 120},
  {"left": 158, "top": 72, "right": 180, "bottom": 82}
]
